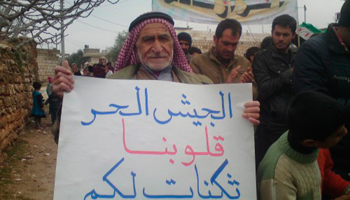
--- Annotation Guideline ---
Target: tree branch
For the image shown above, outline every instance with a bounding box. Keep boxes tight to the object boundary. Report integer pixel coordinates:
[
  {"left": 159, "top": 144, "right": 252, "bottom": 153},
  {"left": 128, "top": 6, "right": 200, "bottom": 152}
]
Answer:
[{"left": 0, "top": 0, "right": 121, "bottom": 49}]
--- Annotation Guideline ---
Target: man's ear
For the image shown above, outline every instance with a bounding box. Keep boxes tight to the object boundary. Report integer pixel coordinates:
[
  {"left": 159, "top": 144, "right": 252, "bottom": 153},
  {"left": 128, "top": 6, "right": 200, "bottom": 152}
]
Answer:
[
  {"left": 292, "top": 32, "right": 296, "bottom": 39},
  {"left": 213, "top": 35, "right": 217, "bottom": 45},
  {"left": 301, "top": 139, "right": 316, "bottom": 148}
]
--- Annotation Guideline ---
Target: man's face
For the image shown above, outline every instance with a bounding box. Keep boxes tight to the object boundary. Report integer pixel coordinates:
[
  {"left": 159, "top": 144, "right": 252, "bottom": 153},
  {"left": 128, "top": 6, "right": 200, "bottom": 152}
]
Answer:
[
  {"left": 179, "top": 40, "right": 190, "bottom": 53},
  {"left": 214, "top": 29, "right": 240, "bottom": 61},
  {"left": 99, "top": 58, "right": 106, "bottom": 65},
  {"left": 312, "top": 125, "right": 348, "bottom": 149},
  {"left": 272, "top": 25, "right": 295, "bottom": 53},
  {"left": 136, "top": 23, "right": 174, "bottom": 71},
  {"left": 71, "top": 64, "right": 77, "bottom": 72}
]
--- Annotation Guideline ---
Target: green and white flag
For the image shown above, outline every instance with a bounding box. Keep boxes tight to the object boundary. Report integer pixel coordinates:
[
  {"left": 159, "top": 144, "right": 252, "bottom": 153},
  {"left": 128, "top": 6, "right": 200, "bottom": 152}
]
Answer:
[{"left": 298, "top": 22, "right": 324, "bottom": 40}]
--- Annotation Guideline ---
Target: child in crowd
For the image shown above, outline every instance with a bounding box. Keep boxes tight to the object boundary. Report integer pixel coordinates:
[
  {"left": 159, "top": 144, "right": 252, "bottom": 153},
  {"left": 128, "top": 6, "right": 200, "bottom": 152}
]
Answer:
[
  {"left": 46, "top": 76, "right": 53, "bottom": 96},
  {"left": 258, "top": 91, "right": 349, "bottom": 200},
  {"left": 31, "top": 82, "right": 46, "bottom": 129},
  {"left": 45, "top": 92, "right": 62, "bottom": 125},
  {"left": 318, "top": 148, "right": 350, "bottom": 200}
]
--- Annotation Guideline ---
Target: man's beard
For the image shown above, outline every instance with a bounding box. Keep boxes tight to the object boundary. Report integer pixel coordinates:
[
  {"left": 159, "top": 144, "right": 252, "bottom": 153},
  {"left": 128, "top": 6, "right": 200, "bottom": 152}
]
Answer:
[
  {"left": 138, "top": 50, "right": 173, "bottom": 71},
  {"left": 274, "top": 41, "right": 291, "bottom": 52}
]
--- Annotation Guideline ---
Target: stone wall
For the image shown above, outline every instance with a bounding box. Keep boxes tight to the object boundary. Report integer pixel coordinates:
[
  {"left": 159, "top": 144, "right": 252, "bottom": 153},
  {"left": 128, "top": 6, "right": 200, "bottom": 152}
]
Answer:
[
  {"left": 37, "top": 48, "right": 60, "bottom": 82},
  {"left": 0, "top": 38, "right": 38, "bottom": 156},
  {"left": 235, "top": 41, "right": 261, "bottom": 56}
]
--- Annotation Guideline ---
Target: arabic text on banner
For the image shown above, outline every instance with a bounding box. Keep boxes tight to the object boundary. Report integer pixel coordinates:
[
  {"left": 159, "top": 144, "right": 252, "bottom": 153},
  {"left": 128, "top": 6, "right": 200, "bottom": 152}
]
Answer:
[
  {"left": 54, "top": 77, "right": 256, "bottom": 199},
  {"left": 152, "top": 0, "right": 298, "bottom": 25}
]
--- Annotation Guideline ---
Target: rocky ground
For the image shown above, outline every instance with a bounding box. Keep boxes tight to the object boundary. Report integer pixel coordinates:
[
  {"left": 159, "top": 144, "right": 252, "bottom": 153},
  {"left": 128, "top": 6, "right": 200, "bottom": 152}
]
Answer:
[{"left": 0, "top": 107, "right": 57, "bottom": 200}]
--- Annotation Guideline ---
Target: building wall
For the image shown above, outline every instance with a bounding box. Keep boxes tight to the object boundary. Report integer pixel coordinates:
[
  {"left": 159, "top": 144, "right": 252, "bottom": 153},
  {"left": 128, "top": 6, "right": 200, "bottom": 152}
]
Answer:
[
  {"left": 0, "top": 38, "right": 38, "bottom": 158},
  {"left": 83, "top": 46, "right": 103, "bottom": 64},
  {"left": 37, "top": 49, "right": 60, "bottom": 82},
  {"left": 176, "top": 29, "right": 269, "bottom": 56}
]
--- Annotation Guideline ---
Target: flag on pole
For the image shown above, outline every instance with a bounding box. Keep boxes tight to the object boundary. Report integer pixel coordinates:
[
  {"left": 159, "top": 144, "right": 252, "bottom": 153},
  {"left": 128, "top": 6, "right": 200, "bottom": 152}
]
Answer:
[{"left": 298, "top": 22, "right": 324, "bottom": 40}]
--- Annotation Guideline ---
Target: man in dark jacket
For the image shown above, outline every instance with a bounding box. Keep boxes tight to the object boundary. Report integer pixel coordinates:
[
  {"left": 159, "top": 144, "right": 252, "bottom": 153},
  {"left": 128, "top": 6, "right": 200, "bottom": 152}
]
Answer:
[
  {"left": 177, "top": 32, "right": 192, "bottom": 63},
  {"left": 93, "top": 56, "right": 107, "bottom": 78},
  {"left": 293, "top": 0, "right": 350, "bottom": 181},
  {"left": 253, "top": 14, "right": 297, "bottom": 166}
]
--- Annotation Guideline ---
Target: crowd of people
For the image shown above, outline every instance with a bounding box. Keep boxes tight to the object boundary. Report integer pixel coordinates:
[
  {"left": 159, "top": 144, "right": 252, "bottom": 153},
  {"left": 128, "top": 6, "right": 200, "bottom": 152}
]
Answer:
[
  {"left": 45, "top": 0, "right": 350, "bottom": 199},
  {"left": 31, "top": 77, "right": 62, "bottom": 129},
  {"left": 69, "top": 56, "right": 115, "bottom": 78}
]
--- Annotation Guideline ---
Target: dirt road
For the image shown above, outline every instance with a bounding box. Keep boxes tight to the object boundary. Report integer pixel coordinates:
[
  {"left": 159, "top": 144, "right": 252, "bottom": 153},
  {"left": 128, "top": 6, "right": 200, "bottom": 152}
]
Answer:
[{"left": 0, "top": 115, "right": 57, "bottom": 200}]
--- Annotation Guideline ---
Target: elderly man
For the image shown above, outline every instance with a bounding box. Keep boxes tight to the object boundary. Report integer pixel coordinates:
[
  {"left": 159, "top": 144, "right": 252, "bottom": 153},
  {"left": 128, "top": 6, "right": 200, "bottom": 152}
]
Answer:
[{"left": 53, "top": 12, "right": 260, "bottom": 128}]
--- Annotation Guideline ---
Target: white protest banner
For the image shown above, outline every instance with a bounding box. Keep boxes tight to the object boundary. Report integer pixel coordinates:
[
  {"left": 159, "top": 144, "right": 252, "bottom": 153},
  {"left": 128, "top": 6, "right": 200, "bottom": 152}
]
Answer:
[
  {"left": 152, "top": 0, "right": 298, "bottom": 25},
  {"left": 54, "top": 76, "right": 256, "bottom": 199}
]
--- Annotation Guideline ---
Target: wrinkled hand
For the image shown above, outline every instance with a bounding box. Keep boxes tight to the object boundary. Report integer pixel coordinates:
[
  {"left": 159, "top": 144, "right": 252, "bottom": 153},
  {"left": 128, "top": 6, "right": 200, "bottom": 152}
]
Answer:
[
  {"left": 53, "top": 60, "right": 74, "bottom": 99},
  {"left": 239, "top": 67, "right": 254, "bottom": 83},
  {"left": 226, "top": 66, "right": 241, "bottom": 83},
  {"left": 242, "top": 101, "right": 260, "bottom": 125},
  {"left": 335, "top": 195, "right": 350, "bottom": 200}
]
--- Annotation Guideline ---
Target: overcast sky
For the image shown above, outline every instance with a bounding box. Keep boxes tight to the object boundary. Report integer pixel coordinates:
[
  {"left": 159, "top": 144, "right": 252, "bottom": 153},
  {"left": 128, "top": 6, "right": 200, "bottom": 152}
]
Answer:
[{"left": 41, "top": 0, "right": 345, "bottom": 54}]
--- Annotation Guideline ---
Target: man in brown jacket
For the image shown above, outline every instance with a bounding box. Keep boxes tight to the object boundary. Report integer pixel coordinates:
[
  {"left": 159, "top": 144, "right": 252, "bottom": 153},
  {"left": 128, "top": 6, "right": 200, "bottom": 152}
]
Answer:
[{"left": 190, "top": 19, "right": 257, "bottom": 98}]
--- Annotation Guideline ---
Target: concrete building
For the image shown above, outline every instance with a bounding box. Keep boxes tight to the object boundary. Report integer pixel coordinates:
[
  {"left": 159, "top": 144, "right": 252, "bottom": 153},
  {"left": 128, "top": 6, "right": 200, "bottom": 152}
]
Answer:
[
  {"left": 37, "top": 48, "right": 60, "bottom": 82},
  {"left": 83, "top": 45, "right": 105, "bottom": 64}
]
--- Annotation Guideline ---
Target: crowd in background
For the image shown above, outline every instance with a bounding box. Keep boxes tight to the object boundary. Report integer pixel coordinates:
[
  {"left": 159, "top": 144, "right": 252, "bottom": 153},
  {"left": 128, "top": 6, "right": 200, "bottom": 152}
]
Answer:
[{"left": 32, "top": 1, "right": 350, "bottom": 199}]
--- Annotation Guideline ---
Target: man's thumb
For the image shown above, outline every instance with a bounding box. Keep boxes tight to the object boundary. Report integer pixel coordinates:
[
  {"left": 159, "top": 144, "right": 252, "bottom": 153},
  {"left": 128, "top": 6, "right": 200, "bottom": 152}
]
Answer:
[{"left": 62, "top": 60, "right": 70, "bottom": 69}]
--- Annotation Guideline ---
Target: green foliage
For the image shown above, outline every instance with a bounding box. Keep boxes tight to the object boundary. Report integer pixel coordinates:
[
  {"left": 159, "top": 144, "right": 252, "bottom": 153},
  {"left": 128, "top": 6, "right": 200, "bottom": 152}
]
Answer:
[
  {"left": 11, "top": 48, "right": 23, "bottom": 74},
  {"left": 67, "top": 49, "right": 84, "bottom": 68},
  {"left": 106, "top": 31, "right": 128, "bottom": 64}
]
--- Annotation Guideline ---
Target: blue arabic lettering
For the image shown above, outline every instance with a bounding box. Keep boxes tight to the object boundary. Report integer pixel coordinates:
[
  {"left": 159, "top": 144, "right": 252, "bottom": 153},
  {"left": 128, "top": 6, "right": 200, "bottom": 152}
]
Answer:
[
  {"left": 144, "top": 88, "right": 149, "bottom": 116},
  {"left": 195, "top": 164, "right": 223, "bottom": 198},
  {"left": 210, "top": 159, "right": 241, "bottom": 199},
  {"left": 84, "top": 158, "right": 241, "bottom": 199},
  {"left": 83, "top": 157, "right": 137, "bottom": 199},
  {"left": 153, "top": 91, "right": 227, "bottom": 125},
  {"left": 81, "top": 104, "right": 129, "bottom": 126},
  {"left": 142, "top": 187, "right": 194, "bottom": 198},
  {"left": 83, "top": 189, "right": 116, "bottom": 200},
  {"left": 228, "top": 92, "right": 233, "bottom": 119},
  {"left": 119, "top": 87, "right": 142, "bottom": 116},
  {"left": 81, "top": 87, "right": 148, "bottom": 126}
]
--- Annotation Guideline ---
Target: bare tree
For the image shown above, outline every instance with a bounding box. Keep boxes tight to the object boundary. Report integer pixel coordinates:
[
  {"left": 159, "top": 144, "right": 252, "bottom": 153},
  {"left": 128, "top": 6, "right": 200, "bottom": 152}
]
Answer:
[{"left": 0, "top": 0, "right": 119, "bottom": 48}]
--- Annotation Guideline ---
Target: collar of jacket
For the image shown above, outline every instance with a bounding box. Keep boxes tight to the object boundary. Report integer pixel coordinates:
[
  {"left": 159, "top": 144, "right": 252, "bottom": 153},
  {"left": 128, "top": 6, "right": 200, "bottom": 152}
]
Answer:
[
  {"left": 208, "top": 46, "right": 239, "bottom": 69},
  {"left": 108, "top": 64, "right": 213, "bottom": 84},
  {"left": 327, "top": 23, "right": 349, "bottom": 55},
  {"left": 268, "top": 45, "right": 294, "bottom": 60}
]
